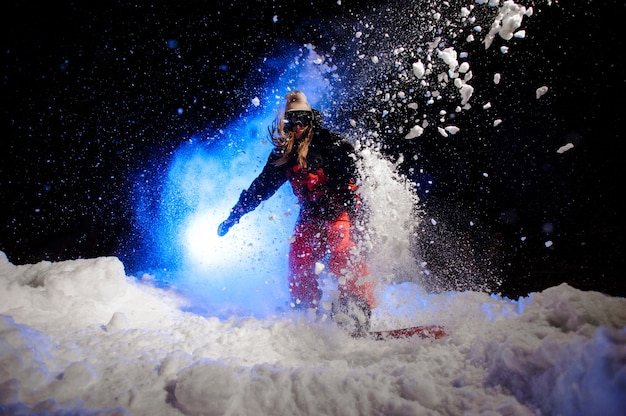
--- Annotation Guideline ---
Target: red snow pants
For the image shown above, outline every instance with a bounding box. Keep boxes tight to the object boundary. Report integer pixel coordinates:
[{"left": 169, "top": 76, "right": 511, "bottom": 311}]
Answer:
[{"left": 288, "top": 211, "right": 376, "bottom": 310}]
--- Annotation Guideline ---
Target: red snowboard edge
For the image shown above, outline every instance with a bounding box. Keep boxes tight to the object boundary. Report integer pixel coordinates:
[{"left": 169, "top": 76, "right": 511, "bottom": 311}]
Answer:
[{"left": 366, "top": 325, "right": 446, "bottom": 340}]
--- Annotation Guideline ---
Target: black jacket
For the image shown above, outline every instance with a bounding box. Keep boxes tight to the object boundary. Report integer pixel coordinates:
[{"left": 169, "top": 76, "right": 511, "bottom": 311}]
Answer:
[{"left": 233, "top": 128, "right": 360, "bottom": 220}]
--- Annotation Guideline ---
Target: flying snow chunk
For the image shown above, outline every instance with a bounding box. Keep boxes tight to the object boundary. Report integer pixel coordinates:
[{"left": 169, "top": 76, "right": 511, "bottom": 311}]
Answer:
[
  {"left": 438, "top": 127, "right": 448, "bottom": 137},
  {"left": 494, "top": 73, "right": 501, "bottom": 84},
  {"left": 445, "top": 126, "right": 460, "bottom": 135},
  {"left": 438, "top": 47, "right": 458, "bottom": 71},
  {"left": 484, "top": 0, "right": 528, "bottom": 48},
  {"left": 500, "top": 10, "right": 525, "bottom": 40},
  {"left": 536, "top": 86, "right": 549, "bottom": 99},
  {"left": 459, "top": 84, "right": 474, "bottom": 105},
  {"left": 493, "top": 119, "right": 503, "bottom": 127},
  {"left": 405, "top": 124, "right": 424, "bottom": 139},
  {"left": 251, "top": 97, "right": 260, "bottom": 107},
  {"left": 371, "top": 56, "right": 379, "bottom": 64},
  {"left": 557, "top": 143, "right": 574, "bottom": 154},
  {"left": 393, "top": 47, "right": 406, "bottom": 55},
  {"left": 412, "top": 61, "right": 425, "bottom": 78}
]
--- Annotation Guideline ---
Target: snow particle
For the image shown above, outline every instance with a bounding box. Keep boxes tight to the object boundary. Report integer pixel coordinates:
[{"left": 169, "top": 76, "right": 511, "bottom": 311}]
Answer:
[
  {"left": 536, "top": 86, "right": 549, "bottom": 99},
  {"left": 405, "top": 124, "right": 424, "bottom": 139},
  {"left": 444, "top": 126, "right": 460, "bottom": 135},
  {"left": 557, "top": 143, "right": 574, "bottom": 154},
  {"left": 412, "top": 61, "right": 425, "bottom": 78}
]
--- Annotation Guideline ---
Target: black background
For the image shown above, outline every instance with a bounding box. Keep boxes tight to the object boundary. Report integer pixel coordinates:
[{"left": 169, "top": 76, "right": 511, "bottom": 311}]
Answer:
[{"left": 2, "top": 1, "right": 624, "bottom": 298}]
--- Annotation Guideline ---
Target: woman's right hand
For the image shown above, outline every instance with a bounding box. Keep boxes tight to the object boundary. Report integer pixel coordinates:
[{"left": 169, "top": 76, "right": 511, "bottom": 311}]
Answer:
[{"left": 217, "top": 216, "right": 238, "bottom": 236}]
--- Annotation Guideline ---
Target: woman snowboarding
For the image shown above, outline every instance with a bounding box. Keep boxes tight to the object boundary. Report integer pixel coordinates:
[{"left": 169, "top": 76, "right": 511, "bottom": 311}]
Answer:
[{"left": 217, "top": 90, "right": 376, "bottom": 334}]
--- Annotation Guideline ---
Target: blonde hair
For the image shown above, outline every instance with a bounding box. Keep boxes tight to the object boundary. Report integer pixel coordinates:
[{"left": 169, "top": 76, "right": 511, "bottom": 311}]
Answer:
[{"left": 271, "top": 90, "right": 314, "bottom": 168}]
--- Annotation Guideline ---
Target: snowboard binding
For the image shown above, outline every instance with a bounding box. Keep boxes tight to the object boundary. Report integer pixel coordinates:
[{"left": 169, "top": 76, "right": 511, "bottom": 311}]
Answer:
[{"left": 331, "top": 295, "right": 372, "bottom": 337}]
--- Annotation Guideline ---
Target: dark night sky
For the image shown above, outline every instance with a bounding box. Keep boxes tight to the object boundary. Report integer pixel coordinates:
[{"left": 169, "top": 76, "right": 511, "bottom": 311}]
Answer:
[{"left": 1, "top": 1, "right": 624, "bottom": 298}]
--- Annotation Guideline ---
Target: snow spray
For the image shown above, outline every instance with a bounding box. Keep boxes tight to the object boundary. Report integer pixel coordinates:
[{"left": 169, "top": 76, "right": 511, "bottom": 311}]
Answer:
[{"left": 130, "top": 0, "right": 543, "bottom": 315}]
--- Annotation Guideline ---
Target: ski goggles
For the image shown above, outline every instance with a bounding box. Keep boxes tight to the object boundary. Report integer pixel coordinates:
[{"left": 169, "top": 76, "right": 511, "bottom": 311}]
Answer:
[{"left": 284, "top": 110, "right": 313, "bottom": 127}]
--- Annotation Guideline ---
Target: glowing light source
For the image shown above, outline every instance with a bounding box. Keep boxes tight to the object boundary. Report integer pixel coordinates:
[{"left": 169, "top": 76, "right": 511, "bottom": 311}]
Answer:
[{"left": 183, "top": 211, "right": 235, "bottom": 270}]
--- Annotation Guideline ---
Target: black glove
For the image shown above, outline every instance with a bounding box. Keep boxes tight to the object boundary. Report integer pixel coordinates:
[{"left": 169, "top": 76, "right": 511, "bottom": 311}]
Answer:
[{"left": 217, "top": 214, "right": 240, "bottom": 237}]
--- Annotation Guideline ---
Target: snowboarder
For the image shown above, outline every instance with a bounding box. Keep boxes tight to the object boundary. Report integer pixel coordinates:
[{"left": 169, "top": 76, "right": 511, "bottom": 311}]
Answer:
[{"left": 217, "top": 90, "right": 376, "bottom": 334}]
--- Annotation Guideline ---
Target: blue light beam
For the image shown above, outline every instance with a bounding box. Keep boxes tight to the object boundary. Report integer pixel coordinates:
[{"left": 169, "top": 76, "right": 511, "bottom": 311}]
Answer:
[{"left": 132, "top": 44, "right": 341, "bottom": 318}]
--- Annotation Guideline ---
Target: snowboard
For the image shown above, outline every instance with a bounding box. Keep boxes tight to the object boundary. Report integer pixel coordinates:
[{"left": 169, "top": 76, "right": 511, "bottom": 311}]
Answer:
[{"left": 355, "top": 324, "right": 446, "bottom": 340}]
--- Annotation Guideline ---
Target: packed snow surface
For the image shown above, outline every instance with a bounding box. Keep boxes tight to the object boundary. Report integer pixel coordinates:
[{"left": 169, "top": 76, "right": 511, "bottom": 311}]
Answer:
[{"left": 1, "top": 253, "right": 624, "bottom": 415}]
